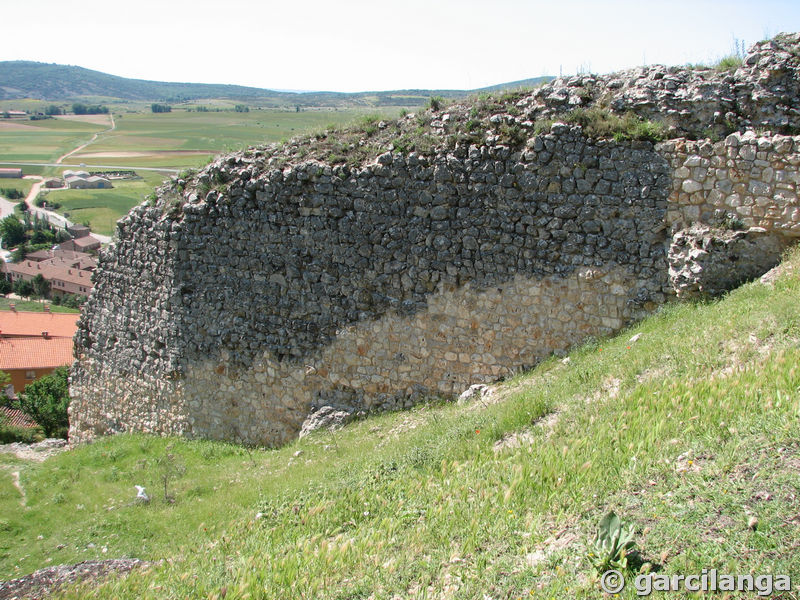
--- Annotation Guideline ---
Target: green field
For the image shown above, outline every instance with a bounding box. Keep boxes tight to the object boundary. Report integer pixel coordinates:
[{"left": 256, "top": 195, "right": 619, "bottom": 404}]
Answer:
[
  {"left": 43, "top": 171, "right": 168, "bottom": 236},
  {"left": 2, "top": 250, "right": 799, "bottom": 598},
  {"left": 66, "top": 108, "right": 401, "bottom": 169},
  {"left": 1, "top": 108, "right": 402, "bottom": 171},
  {"left": 0, "top": 106, "right": 403, "bottom": 238},
  {"left": 0, "top": 117, "right": 108, "bottom": 163}
]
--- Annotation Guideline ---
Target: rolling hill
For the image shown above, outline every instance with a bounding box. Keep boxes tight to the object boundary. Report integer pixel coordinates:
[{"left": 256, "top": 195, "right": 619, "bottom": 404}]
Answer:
[{"left": 0, "top": 61, "right": 551, "bottom": 108}]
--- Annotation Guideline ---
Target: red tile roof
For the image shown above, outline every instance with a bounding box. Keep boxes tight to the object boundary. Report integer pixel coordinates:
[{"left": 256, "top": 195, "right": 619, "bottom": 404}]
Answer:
[
  {"left": 0, "top": 406, "right": 37, "bottom": 428},
  {"left": 26, "top": 249, "right": 94, "bottom": 263},
  {"left": 0, "top": 337, "right": 74, "bottom": 370},
  {"left": 0, "top": 312, "right": 79, "bottom": 338}
]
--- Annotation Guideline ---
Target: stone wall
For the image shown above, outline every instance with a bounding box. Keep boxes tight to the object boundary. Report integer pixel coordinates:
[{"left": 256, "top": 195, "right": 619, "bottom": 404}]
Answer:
[
  {"left": 69, "top": 127, "right": 674, "bottom": 445},
  {"left": 69, "top": 35, "right": 800, "bottom": 447},
  {"left": 661, "top": 132, "right": 800, "bottom": 235}
]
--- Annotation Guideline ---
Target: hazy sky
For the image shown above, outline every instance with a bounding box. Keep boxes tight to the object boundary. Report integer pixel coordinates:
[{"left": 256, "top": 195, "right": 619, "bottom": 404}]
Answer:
[{"left": 4, "top": 0, "right": 799, "bottom": 92}]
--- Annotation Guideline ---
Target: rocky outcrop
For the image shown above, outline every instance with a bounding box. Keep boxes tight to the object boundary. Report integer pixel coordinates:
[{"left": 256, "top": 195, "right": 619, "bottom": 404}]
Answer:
[
  {"left": 69, "top": 35, "right": 800, "bottom": 446},
  {"left": 0, "top": 559, "right": 147, "bottom": 600},
  {"left": 668, "top": 225, "right": 787, "bottom": 298}
]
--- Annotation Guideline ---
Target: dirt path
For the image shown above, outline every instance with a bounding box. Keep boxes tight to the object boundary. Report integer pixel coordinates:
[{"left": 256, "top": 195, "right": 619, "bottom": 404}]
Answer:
[
  {"left": 10, "top": 470, "right": 25, "bottom": 507},
  {"left": 56, "top": 112, "right": 115, "bottom": 165}
]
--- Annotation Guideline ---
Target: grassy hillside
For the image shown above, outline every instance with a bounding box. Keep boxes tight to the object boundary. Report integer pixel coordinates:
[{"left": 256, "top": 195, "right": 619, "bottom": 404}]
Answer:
[{"left": 2, "top": 251, "right": 799, "bottom": 598}]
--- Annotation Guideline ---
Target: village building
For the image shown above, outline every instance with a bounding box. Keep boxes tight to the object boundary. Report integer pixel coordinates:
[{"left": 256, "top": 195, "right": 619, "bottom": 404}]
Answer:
[
  {"left": 66, "top": 224, "right": 91, "bottom": 238},
  {"left": 0, "top": 310, "right": 80, "bottom": 338},
  {"left": 58, "top": 235, "right": 101, "bottom": 253},
  {"left": 63, "top": 170, "right": 112, "bottom": 189},
  {"left": 3, "top": 253, "right": 96, "bottom": 297},
  {"left": 25, "top": 248, "right": 94, "bottom": 264},
  {"left": 0, "top": 168, "right": 22, "bottom": 179},
  {"left": 44, "top": 178, "right": 64, "bottom": 189},
  {"left": 0, "top": 311, "right": 78, "bottom": 395},
  {"left": 0, "top": 336, "right": 74, "bottom": 394},
  {"left": 0, "top": 406, "right": 37, "bottom": 428}
]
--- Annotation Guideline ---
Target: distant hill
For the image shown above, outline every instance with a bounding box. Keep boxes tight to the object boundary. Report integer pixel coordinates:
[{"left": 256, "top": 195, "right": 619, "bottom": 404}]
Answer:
[{"left": 0, "top": 61, "right": 551, "bottom": 108}]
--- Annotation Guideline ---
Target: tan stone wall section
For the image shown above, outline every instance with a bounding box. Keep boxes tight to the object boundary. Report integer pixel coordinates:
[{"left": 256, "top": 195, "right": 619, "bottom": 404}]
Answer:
[
  {"left": 662, "top": 132, "right": 800, "bottom": 235},
  {"left": 179, "top": 263, "right": 652, "bottom": 446}
]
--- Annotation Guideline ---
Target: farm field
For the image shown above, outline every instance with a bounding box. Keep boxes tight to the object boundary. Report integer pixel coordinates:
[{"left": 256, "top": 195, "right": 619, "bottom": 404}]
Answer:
[
  {"left": 0, "top": 106, "right": 402, "bottom": 237},
  {"left": 42, "top": 171, "right": 168, "bottom": 237},
  {"left": 66, "top": 108, "right": 400, "bottom": 169},
  {"left": 0, "top": 116, "right": 109, "bottom": 163}
]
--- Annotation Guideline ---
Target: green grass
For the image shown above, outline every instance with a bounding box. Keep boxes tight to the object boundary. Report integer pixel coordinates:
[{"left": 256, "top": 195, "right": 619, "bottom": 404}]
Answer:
[
  {"left": 535, "top": 106, "right": 667, "bottom": 143},
  {"left": 3, "top": 249, "right": 800, "bottom": 598},
  {"left": 0, "top": 178, "right": 35, "bottom": 199},
  {"left": 42, "top": 171, "right": 167, "bottom": 236},
  {"left": 0, "top": 297, "right": 79, "bottom": 313},
  {"left": 716, "top": 54, "right": 744, "bottom": 71}
]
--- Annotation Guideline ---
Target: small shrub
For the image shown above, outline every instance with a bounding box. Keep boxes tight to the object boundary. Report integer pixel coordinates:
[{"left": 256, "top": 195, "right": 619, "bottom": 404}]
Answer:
[
  {"left": 466, "top": 119, "right": 481, "bottom": 132},
  {"left": 0, "top": 188, "right": 23, "bottom": 200},
  {"left": 588, "top": 511, "right": 636, "bottom": 574},
  {"left": 534, "top": 119, "right": 555, "bottom": 135},
  {"left": 428, "top": 96, "right": 445, "bottom": 112},
  {"left": 155, "top": 443, "right": 186, "bottom": 503},
  {"left": 0, "top": 424, "right": 44, "bottom": 444},
  {"left": 718, "top": 211, "right": 745, "bottom": 231},
  {"left": 497, "top": 122, "right": 527, "bottom": 147}
]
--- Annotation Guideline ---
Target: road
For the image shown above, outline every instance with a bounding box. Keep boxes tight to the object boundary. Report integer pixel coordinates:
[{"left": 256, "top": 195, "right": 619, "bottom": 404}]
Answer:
[
  {"left": 0, "top": 196, "right": 16, "bottom": 220},
  {"left": 0, "top": 161, "right": 179, "bottom": 174},
  {"left": 19, "top": 176, "right": 112, "bottom": 244},
  {"left": 0, "top": 197, "right": 16, "bottom": 262}
]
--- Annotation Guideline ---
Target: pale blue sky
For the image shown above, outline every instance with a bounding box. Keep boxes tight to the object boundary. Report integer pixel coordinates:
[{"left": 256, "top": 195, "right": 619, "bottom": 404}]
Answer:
[{"left": 4, "top": 0, "right": 799, "bottom": 92}]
